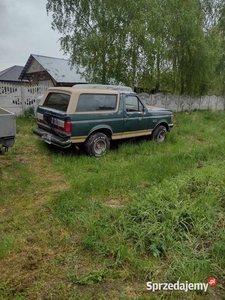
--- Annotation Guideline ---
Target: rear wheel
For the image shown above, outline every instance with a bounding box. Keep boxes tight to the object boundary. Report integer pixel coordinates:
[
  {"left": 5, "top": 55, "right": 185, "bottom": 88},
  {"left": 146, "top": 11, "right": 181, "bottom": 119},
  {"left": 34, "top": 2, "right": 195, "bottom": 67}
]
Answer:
[
  {"left": 152, "top": 125, "right": 167, "bottom": 142},
  {"left": 85, "top": 132, "right": 110, "bottom": 157}
]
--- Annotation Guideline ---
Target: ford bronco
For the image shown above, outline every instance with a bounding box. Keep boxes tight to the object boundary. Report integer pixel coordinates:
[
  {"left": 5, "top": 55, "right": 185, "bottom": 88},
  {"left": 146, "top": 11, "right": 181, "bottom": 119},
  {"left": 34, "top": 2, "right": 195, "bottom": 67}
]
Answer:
[{"left": 33, "top": 85, "right": 174, "bottom": 156}]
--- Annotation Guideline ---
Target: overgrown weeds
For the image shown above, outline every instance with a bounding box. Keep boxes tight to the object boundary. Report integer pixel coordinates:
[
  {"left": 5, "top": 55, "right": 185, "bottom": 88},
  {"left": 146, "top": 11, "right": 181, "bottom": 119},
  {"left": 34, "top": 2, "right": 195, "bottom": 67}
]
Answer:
[{"left": 0, "top": 110, "right": 225, "bottom": 299}]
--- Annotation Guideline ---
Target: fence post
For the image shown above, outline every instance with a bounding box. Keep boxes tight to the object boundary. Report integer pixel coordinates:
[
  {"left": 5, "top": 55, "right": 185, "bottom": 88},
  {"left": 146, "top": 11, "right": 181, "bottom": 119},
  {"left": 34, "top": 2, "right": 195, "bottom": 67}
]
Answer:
[{"left": 21, "top": 85, "right": 26, "bottom": 114}]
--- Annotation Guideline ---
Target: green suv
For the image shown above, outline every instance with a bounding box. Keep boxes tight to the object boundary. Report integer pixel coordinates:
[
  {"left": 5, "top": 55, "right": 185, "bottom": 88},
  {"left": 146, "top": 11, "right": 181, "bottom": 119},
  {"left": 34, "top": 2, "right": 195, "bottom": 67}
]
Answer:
[{"left": 34, "top": 85, "right": 174, "bottom": 156}]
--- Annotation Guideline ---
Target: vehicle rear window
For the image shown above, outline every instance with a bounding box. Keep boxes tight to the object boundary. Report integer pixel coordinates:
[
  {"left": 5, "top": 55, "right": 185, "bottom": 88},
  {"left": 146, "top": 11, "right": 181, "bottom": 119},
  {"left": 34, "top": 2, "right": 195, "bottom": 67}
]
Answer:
[
  {"left": 43, "top": 93, "right": 70, "bottom": 112},
  {"left": 76, "top": 94, "right": 117, "bottom": 112}
]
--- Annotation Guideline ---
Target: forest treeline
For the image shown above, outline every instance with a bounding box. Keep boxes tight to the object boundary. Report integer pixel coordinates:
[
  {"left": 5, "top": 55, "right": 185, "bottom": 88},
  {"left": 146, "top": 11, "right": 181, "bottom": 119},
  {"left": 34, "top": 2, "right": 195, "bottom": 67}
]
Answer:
[{"left": 47, "top": 0, "right": 225, "bottom": 95}]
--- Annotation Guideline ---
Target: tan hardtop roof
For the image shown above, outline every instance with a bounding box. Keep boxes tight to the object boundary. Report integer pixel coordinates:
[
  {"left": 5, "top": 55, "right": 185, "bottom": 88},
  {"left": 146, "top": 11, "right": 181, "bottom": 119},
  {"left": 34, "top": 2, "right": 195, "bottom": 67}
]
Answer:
[
  {"left": 73, "top": 84, "right": 133, "bottom": 92},
  {"left": 46, "top": 86, "right": 132, "bottom": 95}
]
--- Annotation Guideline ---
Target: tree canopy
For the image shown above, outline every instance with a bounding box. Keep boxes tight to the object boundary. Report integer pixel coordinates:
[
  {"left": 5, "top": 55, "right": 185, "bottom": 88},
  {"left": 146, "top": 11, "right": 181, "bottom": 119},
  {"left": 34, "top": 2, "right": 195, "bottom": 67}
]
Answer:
[{"left": 47, "top": 0, "right": 225, "bottom": 95}]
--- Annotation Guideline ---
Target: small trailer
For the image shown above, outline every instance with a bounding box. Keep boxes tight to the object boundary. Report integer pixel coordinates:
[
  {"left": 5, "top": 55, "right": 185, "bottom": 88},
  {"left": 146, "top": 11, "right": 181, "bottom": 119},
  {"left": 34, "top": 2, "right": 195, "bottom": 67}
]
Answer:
[{"left": 0, "top": 107, "right": 16, "bottom": 154}]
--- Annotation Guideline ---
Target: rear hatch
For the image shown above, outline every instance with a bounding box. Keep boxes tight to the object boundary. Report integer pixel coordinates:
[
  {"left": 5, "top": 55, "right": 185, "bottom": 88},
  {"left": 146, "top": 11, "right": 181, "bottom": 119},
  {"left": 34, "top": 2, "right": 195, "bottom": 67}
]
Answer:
[{"left": 35, "top": 91, "right": 72, "bottom": 138}]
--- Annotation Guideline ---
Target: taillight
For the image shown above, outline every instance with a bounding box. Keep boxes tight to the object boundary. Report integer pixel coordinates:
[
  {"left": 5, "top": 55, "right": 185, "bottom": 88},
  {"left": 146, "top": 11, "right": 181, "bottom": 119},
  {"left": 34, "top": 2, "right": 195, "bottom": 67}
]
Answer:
[{"left": 64, "top": 121, "right": 72, "bottom": 133}]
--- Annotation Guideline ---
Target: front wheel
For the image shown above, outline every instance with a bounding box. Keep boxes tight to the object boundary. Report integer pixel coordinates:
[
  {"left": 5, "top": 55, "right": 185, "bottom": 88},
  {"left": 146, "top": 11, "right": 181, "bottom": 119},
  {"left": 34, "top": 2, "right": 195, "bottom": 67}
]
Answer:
[
  {"left": 85, "top": 132, "right": 110, "bottom": 157},
  {"left": 152, "top": 125, "right": 167, "bottom": 143}
]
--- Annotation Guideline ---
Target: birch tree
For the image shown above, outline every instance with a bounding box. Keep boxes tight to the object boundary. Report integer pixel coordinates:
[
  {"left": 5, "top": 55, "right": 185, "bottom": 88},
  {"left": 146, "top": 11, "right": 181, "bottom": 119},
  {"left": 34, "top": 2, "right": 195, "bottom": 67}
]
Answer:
[{"left": 46, "top": 0, "right": 224, "bottom": 95}]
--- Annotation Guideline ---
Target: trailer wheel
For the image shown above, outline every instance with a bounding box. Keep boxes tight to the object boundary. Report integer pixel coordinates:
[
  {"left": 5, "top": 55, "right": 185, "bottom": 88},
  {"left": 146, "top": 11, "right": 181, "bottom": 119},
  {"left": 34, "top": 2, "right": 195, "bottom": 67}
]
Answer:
[
  {"left": 0, "top": 148, "right": 5, "bottom": 155},
  {"left": 85, "top": 132, "right": 110, "bottom": 157}
]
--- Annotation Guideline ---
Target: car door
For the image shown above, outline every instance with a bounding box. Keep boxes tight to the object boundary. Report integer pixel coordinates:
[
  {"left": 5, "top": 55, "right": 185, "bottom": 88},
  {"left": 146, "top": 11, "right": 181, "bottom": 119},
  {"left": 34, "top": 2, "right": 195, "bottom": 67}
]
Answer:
[{"left": 123, "top": 95, "right": 150, "bottom": 137}]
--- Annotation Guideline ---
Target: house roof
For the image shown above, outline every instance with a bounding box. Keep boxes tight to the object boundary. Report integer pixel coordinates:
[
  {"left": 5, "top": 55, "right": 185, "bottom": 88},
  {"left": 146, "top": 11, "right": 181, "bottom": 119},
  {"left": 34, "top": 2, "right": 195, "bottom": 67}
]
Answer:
[
  {"left": 0, "top": 65, "right": 24, "bottom": 82},
  {"left": 19, "top": 54, "right": 85, "bottom": 84}
]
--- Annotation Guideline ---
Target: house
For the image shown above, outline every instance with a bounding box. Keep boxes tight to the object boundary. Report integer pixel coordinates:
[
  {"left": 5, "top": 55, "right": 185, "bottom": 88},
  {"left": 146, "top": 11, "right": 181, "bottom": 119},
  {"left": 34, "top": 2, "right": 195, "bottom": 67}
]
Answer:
[
  {"left": 0, "top": 65, "right": 24, "bottom": 83},
  {"left": 19, "top": 54, "right": 85, "bottom": 86},
  {"left": 0, "top": 54, "right": 86, "bottom": 114}
]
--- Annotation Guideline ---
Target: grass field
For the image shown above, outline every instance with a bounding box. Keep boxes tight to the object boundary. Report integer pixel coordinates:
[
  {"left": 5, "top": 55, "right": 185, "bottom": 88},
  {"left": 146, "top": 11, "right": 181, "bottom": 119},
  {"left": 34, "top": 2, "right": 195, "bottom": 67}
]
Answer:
[{"left": 0, "top": 110, "right": 225, "bottom": 299}]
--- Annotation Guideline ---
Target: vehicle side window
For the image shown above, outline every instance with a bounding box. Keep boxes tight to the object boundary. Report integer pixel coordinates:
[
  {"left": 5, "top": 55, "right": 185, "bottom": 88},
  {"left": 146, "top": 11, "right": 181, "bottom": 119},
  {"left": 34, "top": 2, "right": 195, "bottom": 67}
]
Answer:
[
  {"left": 76, "top": 94, "right": 117, "bottom": 112},
  {"left": 125, "top": 96, "right": 144, "bottom": 112},
  {"left": 43, "top": 93, "right": 70, "bottom": 112}
]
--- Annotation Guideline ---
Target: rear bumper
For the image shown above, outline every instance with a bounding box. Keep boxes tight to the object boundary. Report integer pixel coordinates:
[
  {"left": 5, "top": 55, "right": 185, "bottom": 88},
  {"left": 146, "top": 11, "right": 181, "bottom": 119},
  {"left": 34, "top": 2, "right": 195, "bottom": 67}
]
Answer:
[{"left": 33, "top": 128, "right": 71, "bottom": 148}]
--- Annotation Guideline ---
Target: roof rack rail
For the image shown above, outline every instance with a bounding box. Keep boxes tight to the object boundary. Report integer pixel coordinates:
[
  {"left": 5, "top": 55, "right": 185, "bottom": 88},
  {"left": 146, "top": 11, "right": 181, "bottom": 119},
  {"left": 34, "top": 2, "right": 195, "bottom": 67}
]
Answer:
[{"left": 72, "top": 84, "right": 133, "bottom": 92}]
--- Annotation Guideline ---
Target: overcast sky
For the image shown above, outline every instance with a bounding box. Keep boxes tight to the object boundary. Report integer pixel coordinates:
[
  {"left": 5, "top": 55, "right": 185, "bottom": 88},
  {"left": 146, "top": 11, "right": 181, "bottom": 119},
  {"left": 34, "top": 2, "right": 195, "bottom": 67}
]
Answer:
[{"left": 0, "top": 0, "right": 68, "bottom": 71}]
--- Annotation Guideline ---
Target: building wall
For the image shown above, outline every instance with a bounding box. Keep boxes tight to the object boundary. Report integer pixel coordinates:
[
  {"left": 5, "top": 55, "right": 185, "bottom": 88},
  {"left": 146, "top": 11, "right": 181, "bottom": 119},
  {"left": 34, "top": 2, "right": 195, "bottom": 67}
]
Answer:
[{"left": 26, "top": 60, "right": 45, "bottom": 73}]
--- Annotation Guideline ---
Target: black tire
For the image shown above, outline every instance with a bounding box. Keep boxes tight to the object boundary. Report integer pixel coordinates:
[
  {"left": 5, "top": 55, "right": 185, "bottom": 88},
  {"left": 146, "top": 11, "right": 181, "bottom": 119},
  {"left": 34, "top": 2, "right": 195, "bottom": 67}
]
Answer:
[
  {"left": 85, "top": 132, "right": 110, "bottom": 157},
  {"left": 152, "top": 125, "right": 167, "bottom": 143}
]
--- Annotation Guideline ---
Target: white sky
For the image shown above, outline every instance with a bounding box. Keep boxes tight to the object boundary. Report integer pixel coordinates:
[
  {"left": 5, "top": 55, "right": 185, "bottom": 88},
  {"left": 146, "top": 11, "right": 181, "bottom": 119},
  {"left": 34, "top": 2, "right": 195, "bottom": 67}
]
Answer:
[{"left": 0, "top": 0, "right": 68, "bottom": 71}]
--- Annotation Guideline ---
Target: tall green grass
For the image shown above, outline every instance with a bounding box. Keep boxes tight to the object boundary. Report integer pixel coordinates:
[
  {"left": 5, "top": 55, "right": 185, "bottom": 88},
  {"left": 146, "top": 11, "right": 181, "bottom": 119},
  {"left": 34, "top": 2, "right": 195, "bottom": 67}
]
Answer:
[
  {"left": 48, "top": 111, "right": 225, "bottom": 298},
  {"left": 1, "top": 110, "right": 225, "bottom": 299}
]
